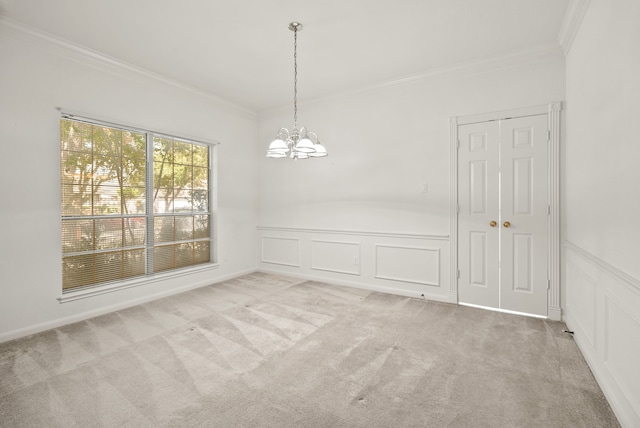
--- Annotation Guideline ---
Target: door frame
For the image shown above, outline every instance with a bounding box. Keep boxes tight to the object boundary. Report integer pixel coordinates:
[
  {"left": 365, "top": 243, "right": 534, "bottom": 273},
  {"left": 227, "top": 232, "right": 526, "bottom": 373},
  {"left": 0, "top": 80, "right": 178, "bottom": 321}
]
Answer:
[{"left": 449, "top": 102, "right": 562, "bottom": 320}]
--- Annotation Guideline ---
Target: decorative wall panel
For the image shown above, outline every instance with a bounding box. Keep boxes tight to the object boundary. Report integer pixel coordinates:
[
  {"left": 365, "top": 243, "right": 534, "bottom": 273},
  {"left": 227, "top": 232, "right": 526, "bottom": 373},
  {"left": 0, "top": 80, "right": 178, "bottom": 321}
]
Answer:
[
  {"left": 375, "top": 245, "right": 440, "bottom": 286},
  {"left": 261, "top": 236, "right": 300, "bottom": 267},
  {"left": 311, "top": 240, "right": 360, "bottom": 275}
]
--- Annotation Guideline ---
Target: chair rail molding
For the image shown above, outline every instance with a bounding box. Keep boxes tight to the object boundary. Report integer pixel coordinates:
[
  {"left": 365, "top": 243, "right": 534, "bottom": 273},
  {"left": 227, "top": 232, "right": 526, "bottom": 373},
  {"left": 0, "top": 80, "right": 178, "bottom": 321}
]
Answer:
[
  {"left": 563, "top": 241, "right": 640, "bottom": 293},
  {"left": 257, "top": 226, "right": 449, "bottom": 241}
]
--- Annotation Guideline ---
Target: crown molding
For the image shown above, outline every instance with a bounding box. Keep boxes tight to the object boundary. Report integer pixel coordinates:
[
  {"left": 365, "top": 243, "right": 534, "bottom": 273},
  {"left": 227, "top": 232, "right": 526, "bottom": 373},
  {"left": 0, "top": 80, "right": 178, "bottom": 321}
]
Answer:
[
  {"left": 0, "top": 16, "right": 257, "bottom": 118},
  {"left": 260, "top": 42, "right": 564, "bottom": 116},
  {"left": 558, "top": 0, "right": 592, "bottom": 55}
]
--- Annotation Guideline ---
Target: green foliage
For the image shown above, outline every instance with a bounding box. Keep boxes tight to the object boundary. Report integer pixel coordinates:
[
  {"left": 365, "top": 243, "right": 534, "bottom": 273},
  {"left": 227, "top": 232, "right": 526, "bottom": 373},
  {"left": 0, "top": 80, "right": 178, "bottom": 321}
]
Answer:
[
  {"left": 61, "top": 119, "right": 211, "bottom": 291},
  {"left": 60, "top": 119, "right": 146, "bottom": 217},
  {"left": 153, "top": 136, "right": 208, "bottom": 213}
]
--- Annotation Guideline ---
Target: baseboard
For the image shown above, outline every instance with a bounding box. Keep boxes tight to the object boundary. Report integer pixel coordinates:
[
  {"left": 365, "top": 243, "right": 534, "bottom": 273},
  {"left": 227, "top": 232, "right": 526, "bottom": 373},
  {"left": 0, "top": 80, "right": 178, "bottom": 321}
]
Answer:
[
  {"left": 0, "top": 268, "right": 257, "bottom": 344},
  {"left": 547, "top": 306, "right": 562, "bottom": 321},
  {"left": 565, "top": 314, "right": 638, "bottom": 428},
  {"left": 258, "top": 267, "right": 458, "bottom": 305}
]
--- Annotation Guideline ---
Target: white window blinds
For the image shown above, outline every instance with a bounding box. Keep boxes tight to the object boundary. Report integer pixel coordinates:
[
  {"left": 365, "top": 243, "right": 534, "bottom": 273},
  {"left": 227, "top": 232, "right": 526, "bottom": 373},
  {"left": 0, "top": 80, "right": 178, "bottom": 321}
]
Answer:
[{"left": 60, "top": 117, "right": 213, "bottom": 291}]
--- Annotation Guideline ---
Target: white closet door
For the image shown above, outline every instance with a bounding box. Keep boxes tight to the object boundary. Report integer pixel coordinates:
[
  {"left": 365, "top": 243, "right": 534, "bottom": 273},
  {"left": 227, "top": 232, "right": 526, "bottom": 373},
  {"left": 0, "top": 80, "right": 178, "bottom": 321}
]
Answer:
[
  {"left": 499, "top": 115, "right": 549, "bottom": 316},
  {"left": 457, "top": 114, "right": 549, "bottom": 317},
  {"left": 457, "top": 121, "right": 500, "bottom": 309}
]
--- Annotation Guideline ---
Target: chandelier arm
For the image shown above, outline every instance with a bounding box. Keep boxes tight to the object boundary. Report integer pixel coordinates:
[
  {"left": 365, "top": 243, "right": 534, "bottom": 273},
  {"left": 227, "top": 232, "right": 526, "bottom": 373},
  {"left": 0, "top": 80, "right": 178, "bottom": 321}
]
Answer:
[
  {"left": 276, "top": 127, "right": 290, "bottom": 138},
  {"left": 306, "top": 131, "right": 318, "bottom": 143}
]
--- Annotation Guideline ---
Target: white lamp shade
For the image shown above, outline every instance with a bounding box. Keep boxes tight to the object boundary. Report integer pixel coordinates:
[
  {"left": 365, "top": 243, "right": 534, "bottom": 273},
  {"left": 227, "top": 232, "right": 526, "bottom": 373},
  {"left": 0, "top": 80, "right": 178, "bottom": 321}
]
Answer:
[
  {"left": 267, "top": 150, "right": 287, "bottom": 158},
  {"left": 268, "top": 138, "right": 288, "bottom": 153},
  {"left": 308, "top": 143, "right": 327, "bottom": 157},
  {"left": 295, "top": 137, "right": 315, "bottom": 153}
]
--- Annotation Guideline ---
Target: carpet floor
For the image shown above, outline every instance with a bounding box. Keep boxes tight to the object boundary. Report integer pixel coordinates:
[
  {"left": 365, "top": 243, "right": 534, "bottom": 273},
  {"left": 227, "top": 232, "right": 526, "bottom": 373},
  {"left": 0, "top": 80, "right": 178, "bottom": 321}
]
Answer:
[{"left": 0, "top": 272, "right": 620, "bottom": 427}]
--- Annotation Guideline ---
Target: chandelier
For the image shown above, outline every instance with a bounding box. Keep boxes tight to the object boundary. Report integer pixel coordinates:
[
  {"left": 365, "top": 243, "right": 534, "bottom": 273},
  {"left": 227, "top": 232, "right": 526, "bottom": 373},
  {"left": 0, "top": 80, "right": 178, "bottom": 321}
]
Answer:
[{"left": 267, "top": 22, "right": 327, "bottom": 159}]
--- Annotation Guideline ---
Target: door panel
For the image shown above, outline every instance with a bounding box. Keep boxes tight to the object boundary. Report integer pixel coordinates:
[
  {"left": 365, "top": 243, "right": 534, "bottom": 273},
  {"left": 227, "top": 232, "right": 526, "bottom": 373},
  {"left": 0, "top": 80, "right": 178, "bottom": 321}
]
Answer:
[
  {"left": 513, "top": 157, "right": 533, "bottom": 215},
  {"left": 512, "top": 233, "right": 533, "bottom": 292},
  {"left": 457, "top": 122, "right": 499, "bottom": 308},
  {"left": 499, "top": 115, "right": 549, "bottom": 316},
  {"left": 469, "top": 231, "right": 487, "bottom": 286}
]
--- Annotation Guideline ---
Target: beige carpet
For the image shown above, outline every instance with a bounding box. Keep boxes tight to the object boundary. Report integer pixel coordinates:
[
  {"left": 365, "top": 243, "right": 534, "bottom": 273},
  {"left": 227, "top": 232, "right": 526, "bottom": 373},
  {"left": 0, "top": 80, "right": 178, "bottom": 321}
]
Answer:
[{"left": 0, "top": 272, "right": 619, "bottom": 427}]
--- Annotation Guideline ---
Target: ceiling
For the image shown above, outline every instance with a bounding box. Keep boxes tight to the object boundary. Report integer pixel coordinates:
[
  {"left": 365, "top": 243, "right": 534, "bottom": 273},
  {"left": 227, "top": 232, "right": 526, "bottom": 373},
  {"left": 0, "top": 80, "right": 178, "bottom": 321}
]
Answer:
[{"left": 0, "top": 0, "right": 571, "bottom": 112}]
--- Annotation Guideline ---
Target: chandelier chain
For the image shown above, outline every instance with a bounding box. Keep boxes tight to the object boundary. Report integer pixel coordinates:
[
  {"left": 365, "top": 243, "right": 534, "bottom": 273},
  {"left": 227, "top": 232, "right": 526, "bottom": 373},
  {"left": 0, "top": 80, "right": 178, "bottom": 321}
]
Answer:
[{"left": 293, "top": 26, "right": 298, "bottom": 129}]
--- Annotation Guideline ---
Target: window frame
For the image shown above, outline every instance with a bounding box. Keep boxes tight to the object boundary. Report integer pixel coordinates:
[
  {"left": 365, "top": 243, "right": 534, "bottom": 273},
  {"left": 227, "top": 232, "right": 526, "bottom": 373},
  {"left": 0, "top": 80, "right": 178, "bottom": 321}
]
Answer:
[{"left": 59, "top": 113, "right": 219, "bottom": 303}]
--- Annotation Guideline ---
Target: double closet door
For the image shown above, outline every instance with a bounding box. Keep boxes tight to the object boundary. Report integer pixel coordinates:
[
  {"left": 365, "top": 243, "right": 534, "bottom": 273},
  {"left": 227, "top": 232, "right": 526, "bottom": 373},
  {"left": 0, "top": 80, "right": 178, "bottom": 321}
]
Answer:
[{"left": 457, "top": 114, "right": 549, "bottom": 317}]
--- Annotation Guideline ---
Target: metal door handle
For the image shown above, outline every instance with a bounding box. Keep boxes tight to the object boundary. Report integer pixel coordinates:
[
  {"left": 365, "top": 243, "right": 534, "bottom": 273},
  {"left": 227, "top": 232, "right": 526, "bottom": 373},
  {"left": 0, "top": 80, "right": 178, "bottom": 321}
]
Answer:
[
  {"left": 503, "top": 221, "right": 511, "bottom": 228},
  {"left": 490, "top": 221, "right": 497, "bottom": 227}
]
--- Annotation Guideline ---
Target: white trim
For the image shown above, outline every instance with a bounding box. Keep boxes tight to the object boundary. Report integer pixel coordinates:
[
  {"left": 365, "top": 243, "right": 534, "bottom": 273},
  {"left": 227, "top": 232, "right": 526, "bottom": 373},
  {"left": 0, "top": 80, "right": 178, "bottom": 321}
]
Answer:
[
  {"left": 547, "top": 103, "right": 562, "bottom": 320},
  {"left": 451, "top": 102, "right": 562, "bottom": 320},
  {"left": 257, "top": 226, "right": 448, "bottom": 241},
  {"left": 563, "top": 241, "right": 640, "bottom": 293},
  {"left": 1, "top": 268, "right": 257, "bottom": 344},
  {"left": 547, "top": 307, "right": 562, "bottom": 322},
  {"left": 558, "top": 0, "right": 592, "bottom": 55},
  {"left": 450, "top": 117, "right": 459, "bottom": 299},
  {"left": 0, "top": 16, "right": 256, "bottom": 118},
  {"left": 210, "top": 144, "right": 219, "bottom": 264}
]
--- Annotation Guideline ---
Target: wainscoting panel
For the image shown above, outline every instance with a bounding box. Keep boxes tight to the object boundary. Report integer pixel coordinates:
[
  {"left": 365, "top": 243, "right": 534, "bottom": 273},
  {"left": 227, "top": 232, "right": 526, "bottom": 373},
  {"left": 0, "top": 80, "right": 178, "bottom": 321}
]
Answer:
[
  {"left": 604, "top": 295, "right": 640, "bottom": 417},
  {"left": 311, "top": 240, "right": 360, "bottom": 275},
  {"left": 565, "top": 253, "right": 597, "bottom": 347},
  {"left": 375, "top": 245, "right": 440, "bottom": 286},
  {"left": 261, "top": 236, "right": 300, "bottom": 267},
  {"left": 257, "top": 227, "right": 452, "bottom": 303},
  {"left": 564, "top": 241, "right": 640, "bottom": 428}
]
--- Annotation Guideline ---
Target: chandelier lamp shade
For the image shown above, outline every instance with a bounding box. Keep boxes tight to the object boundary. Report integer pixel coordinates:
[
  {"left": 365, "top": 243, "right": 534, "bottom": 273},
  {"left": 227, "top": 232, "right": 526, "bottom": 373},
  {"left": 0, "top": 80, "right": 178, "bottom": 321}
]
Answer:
[{"left": 267, "top": 22, "right": 327, "bottom": 159}]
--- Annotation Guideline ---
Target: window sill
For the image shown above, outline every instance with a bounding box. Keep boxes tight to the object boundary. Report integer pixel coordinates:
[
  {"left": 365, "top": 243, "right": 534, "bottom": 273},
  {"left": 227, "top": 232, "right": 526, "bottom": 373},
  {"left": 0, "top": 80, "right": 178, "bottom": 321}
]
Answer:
[{"left": 58, "top": 263, "right": 220, "bottom": 303}]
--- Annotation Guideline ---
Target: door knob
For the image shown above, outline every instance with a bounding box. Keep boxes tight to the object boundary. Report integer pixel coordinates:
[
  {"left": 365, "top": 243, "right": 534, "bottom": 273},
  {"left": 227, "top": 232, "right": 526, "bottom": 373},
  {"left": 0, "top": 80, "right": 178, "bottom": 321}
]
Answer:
[
  {"left": 503, "top": 221, "right": 511, "bottom": 228},
  {"left": 490, "top": 221, "right": 497, "bottom": 227}
]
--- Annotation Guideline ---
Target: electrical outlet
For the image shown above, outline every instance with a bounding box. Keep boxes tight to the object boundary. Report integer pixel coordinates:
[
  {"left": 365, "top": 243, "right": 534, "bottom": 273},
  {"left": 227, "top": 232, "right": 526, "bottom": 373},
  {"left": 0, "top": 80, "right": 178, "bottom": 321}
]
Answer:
[{"left": 420, "top": 183, "right": 428, "bottom": 193}]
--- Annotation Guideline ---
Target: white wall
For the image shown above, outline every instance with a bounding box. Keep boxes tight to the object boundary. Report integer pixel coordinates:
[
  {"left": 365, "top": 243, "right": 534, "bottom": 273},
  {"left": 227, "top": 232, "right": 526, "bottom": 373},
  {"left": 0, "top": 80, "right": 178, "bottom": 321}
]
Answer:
[
  {"left": 0, "top": 20, "right": 259, "bottom": 341},
  {"left": 563, "top": 1, "right": 640, "bottom": 426},
  {"left": 258, "top": 47, "right": 565, "bottom": 302}
]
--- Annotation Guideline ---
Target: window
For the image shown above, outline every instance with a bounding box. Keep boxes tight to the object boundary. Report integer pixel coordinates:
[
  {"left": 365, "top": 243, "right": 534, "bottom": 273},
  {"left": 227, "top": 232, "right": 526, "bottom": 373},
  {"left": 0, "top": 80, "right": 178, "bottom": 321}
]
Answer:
[{"left": 60, "top": 116, "right": 214, "bottom": 292}]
